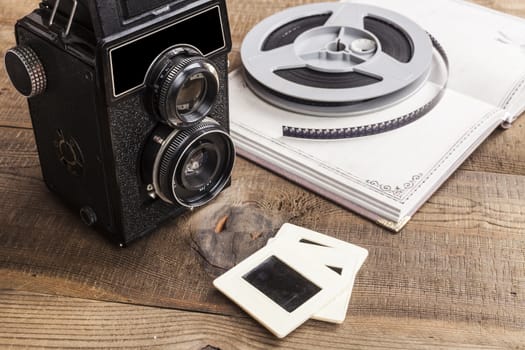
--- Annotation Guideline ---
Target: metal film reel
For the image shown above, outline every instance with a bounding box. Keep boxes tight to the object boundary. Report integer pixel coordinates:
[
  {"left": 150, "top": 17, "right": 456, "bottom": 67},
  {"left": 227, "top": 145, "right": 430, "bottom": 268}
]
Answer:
[{"left": 241, "top": 2, "right": 434, "bottom": 117}]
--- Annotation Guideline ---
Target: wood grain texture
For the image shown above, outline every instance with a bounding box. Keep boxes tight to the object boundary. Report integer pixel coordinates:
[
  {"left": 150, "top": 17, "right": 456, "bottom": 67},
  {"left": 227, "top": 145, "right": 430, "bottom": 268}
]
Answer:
[
  {"left": 1, "top": 290, "right": 524, "bottom": 350},
  {"left": 1, "top": 129, "right": 524, "bottom": 330},
  {"left": 0, "top": 0, "right": 35, "bottom": 129},
  {"left": 0, "top": 0, "right": 524, "bottom": 348}
]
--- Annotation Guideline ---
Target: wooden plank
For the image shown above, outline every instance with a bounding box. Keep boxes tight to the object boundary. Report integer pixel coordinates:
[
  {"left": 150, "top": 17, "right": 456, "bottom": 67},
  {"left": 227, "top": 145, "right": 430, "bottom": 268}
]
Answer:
[
  {"left": 0, "top": 0, "right": 36, "bottom": 129},
  {"left": 1, "top": 290, "right": 524, "bottom": 349},
  {"left": 0, "top": 0, "right": 525, "bottom": 173},
  {"left": 462, "top": 122, "right": 525, "bottom": 175},
  {"left": 0, "top": 0, "right": 38, "bottom": 20},
  {"left": 0, "top": 0, "right": 524, "bottom": 345},
  {"left": 1, "top": 128, "right": 524, "bottom": 330}
]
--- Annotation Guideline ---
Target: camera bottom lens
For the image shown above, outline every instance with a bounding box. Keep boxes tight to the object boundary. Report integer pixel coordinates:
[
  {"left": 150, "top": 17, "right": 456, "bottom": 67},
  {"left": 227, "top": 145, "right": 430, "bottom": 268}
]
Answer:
[
  {"left": 179, "top": 143, "right": 220, "bottom": 191},
  {"left": 143, "top": 118, "right": 235, "bottom": 208}
]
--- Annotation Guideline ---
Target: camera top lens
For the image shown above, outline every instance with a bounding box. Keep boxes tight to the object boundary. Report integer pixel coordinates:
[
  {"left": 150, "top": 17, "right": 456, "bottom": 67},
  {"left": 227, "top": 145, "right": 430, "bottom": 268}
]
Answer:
[
  {"left": 146, "top": 46, "right": 219, "bottom": 127},
  {"left": 176, "top": 73, "right": 206, "bottom": 116}
]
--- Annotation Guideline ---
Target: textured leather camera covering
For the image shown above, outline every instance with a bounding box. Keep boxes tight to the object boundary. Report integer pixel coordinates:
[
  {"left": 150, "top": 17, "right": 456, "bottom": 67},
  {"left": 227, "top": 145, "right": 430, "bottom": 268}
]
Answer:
[
  {"left": 107, "top": 55, "right": 230, "bottom": 242},
  {"left": 14, "top": 0, "right": 232, "bottom": 244}
]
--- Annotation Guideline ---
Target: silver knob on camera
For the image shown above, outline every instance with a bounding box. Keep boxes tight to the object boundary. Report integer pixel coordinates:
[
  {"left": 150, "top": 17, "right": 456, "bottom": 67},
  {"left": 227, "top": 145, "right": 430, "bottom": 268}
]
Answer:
[{"left": 4, "top": 46, "right": 47, "bottom": 98}]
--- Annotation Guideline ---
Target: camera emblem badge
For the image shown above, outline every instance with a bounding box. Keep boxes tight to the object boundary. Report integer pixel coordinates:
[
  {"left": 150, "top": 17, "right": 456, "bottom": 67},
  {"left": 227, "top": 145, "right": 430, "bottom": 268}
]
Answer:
[{"left": 54, "top": 129, "right": 84, "bottom": 177}]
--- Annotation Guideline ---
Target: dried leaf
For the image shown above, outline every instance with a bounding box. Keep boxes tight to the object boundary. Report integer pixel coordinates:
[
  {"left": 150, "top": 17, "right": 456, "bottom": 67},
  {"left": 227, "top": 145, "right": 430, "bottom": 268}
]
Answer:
[
  {"left": 251, "top": 231, "right": 262, "bottom": 240},
  {"left": 214, "top": 215, "right": 229, "bottom": 234}
]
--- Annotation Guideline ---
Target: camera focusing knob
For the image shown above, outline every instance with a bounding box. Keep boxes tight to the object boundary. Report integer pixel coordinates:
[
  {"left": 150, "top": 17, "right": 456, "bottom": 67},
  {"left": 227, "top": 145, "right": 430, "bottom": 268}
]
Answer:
[{"left": 4, "top": 46, "right": 47, "bottom": 98}]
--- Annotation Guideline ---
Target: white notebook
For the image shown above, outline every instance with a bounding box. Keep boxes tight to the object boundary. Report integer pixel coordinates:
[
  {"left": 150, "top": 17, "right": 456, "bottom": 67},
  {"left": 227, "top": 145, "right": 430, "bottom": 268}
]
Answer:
[{"left": 229, "top": 0, "right": 525, "bottom": 231}]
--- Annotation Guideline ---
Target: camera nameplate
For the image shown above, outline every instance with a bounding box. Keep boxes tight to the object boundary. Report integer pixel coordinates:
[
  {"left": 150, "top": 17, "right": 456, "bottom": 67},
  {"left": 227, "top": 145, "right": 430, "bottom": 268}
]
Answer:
[{"left": 108, "top": 5, "right": 227, "bottom": 98}]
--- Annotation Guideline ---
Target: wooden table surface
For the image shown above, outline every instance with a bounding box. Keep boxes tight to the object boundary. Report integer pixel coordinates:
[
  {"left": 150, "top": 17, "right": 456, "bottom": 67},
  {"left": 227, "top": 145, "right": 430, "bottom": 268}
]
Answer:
[{"left": 1, "top": 0, "right": 525, "bottom": 349}]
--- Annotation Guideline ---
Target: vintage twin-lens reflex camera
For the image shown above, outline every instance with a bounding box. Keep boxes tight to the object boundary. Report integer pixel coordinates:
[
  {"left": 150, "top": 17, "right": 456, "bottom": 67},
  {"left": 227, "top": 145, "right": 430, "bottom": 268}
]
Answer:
[{"left": 5, "top": 0, "right": 235, "bottom": 245}]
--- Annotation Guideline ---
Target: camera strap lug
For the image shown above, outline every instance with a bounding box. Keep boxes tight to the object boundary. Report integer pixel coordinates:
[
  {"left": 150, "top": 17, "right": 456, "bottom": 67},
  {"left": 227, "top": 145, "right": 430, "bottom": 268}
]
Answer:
[{"left": 48, "top": 0, "right": 78, "bottom": 37}]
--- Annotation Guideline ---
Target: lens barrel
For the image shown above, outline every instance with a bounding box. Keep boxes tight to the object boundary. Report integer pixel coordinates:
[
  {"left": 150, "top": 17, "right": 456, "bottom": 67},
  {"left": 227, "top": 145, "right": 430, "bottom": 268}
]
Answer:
[
  {"left": 142, "top": 118, "right": 235, "bottom": 208},
  {"left": 146, "top": 46, "right": 219, "bottom": 127}
]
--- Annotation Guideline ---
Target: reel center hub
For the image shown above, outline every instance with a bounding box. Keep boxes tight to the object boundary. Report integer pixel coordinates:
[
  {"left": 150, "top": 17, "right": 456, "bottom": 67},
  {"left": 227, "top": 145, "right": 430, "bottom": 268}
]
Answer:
[{"left": 295, "top": 26, "right": 378, "bottom": 72}]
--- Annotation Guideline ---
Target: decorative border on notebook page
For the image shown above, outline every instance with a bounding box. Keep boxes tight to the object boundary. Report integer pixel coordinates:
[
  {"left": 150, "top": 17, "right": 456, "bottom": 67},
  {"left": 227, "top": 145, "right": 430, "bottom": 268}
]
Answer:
[{"left": 232, "top": 108, "right": 501, "bottom": 204}]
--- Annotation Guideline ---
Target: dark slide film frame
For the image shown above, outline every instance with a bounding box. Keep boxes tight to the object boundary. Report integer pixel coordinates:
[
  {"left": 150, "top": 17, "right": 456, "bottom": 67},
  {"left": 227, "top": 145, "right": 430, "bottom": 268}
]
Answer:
[
  {"left": 213, "top": 239, "right": 354, "bottom": 338},
  {"left": 243, "top": 255, "right": 322, "bottom": 313}
]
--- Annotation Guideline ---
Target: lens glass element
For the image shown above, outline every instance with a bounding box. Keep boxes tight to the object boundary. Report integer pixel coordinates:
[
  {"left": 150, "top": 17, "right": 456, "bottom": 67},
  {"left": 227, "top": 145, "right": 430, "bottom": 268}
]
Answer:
[
  {"left": 176, "top": 73, "right": 207, "bottom": 116},
  {"left": 180, "top": 143, "right": 220, "bottom": 191},
  {"left": 146, "top": 120, "right": 234, "bottom": 207}
]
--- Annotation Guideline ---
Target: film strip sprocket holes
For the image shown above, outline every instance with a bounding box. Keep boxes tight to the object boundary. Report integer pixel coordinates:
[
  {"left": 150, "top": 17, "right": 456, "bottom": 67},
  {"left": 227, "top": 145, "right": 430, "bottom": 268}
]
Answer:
[{"left": 240, "top": 2, "right": 448, "bottom": 139}]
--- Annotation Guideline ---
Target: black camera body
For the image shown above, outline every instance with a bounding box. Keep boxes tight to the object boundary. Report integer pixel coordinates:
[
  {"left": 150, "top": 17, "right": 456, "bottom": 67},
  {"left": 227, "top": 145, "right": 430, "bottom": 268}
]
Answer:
[{"left": 5, "top": 0, "right": 235, "bottom": 245}]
